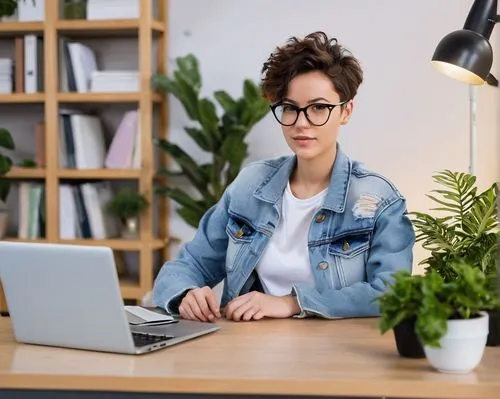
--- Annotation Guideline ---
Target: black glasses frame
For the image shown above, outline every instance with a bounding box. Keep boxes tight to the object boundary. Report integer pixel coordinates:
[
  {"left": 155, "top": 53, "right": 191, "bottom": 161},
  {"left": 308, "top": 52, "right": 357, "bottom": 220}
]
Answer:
[{"left": 270, "top": 100, "right": 348, "bottom": 126}]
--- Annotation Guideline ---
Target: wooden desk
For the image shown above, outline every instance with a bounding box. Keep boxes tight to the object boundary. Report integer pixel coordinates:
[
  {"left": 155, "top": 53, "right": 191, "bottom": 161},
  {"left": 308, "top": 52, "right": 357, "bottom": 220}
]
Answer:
[{"left": 0, "top": 317, "right": 499, "bottom": 399}]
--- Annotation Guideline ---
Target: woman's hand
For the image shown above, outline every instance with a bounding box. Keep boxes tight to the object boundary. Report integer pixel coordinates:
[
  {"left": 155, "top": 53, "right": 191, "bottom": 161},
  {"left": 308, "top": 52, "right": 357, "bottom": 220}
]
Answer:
[
  {"left": 224, "top": 291, "right": 301, "bottom": 321},
  {"left": 179, "top": 286, "right": 221, "bottom": 322}
]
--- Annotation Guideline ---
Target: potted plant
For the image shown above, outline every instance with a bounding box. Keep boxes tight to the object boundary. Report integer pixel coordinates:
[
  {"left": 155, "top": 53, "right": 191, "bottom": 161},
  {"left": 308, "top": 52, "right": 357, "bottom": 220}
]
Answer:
[
  {"left": 411, "top": 170, "right": 499, "bottom": 346},
  {"left": 379, "top": 261, "right": 499, "bottom": 374},
  {"left": 0, "top": 127, "right": 15, "bottom": 238},
  {"left": 377, "top": 271, "right": 426, "bottom": 359},
  {"left": 151, "top": 54, "right": 270, "bottom": 228},
  {"left": 106, "top": 188, "right": 149, "bottom": 239}
]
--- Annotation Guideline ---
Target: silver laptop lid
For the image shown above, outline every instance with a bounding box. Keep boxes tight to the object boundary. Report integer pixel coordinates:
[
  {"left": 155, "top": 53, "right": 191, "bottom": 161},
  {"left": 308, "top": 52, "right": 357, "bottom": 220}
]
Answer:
[{"left": 0, "top": 242, "right": 136, "bottom": 354}]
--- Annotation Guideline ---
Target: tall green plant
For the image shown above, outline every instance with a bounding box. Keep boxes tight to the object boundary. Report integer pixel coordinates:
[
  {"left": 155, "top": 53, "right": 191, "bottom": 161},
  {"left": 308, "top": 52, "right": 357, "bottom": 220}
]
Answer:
[
  {"left": 152, "top": 54, "right": 270, "bottom": 228},
  {"left": 411, "top": 170, "right": 498, "bottom": 281},
  {"left": 0, "top": 128, "right": 15, "bottom": 203}
]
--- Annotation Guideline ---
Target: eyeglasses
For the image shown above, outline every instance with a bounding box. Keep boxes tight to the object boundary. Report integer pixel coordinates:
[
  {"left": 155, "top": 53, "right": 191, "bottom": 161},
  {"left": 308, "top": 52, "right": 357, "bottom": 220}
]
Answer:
[{"left": 270, "top": 101, "right": 347, "bottom": 126}]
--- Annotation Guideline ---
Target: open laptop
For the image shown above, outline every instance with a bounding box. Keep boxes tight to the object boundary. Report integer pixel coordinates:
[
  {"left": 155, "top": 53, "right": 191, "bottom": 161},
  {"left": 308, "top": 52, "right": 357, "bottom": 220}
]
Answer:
[{"left": 0, "top": 241, "right": 219, "bottom": 355}]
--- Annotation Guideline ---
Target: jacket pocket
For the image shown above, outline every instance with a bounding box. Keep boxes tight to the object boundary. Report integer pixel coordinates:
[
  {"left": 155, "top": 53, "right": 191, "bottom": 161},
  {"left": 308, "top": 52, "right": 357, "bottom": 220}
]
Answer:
[
  {"left": 225, "top": 217, "right": 256, "bottom": 272},
  {"left": 328, "top": 231, "right": 371, "bottom": 287}
]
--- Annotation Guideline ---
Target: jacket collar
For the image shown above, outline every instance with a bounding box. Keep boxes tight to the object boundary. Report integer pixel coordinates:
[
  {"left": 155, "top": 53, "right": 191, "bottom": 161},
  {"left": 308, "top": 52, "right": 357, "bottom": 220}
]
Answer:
[{"left": 253, "top": 144, "right": 351, "bottom": 213}]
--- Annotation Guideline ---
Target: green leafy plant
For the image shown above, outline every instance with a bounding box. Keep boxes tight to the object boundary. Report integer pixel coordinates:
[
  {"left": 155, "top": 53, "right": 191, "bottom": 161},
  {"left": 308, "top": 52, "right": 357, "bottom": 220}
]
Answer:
[
  {"left": 411, "top": 170, "right": 498, "bottom": 282},
  {"left": 0, "top": 127, "right": 15, "bottom": 203},
  {"left": 151, "top": 54, "right": 270, "bottom": 228},
  {"left": 378, "top": 261, "right": 499, "bottom": 348},
  {"left": 18, "top": 158, "right": 37, "bottom": 168},
  {"left": 0, "top": 0, "right": 35, "bottom": 18},
  {"left": 106, "top": 188, "right": 149, "bottom": 221},
  {"left": 62, "top": 0, "right": 86, "bottom": 19}
]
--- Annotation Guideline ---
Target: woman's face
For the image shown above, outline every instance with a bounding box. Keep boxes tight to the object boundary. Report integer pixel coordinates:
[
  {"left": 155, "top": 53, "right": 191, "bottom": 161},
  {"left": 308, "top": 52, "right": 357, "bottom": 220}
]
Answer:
[{"left": 275, "top": 70, "right": 353, "bottom": 161}]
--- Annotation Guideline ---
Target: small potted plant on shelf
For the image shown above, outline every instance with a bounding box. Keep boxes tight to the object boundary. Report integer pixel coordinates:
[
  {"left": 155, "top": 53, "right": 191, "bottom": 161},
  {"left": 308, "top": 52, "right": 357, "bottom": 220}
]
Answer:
[
  {"left": 0, "top": 127, "right": 15, "bottom": 238},
  {"left": 106, "top": 188, "right": 149, "bottom": 239},
  {"left": 379, "top": 261, "right": 499, "bottom": 374},
  {"left": 411, "top": 170, "right": 499, "bottom": 346}
]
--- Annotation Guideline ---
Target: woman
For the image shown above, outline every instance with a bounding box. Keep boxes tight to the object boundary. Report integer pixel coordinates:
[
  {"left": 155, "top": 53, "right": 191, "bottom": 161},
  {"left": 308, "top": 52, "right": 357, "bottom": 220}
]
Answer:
[{"left": 152, "top": 31, "right": 415, "bottom": 322}]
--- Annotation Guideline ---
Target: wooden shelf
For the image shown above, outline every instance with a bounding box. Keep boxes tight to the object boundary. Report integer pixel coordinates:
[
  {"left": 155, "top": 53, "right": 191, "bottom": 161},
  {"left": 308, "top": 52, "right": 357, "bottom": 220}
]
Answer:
[
  {"left": 0, "top": 21, "right": 44, "bottom": 37},
  {"left": 2, "top": 238, "right": 168, "bottom": 251},
  {"left": 4, "top": 168, "right": 46, "bottom": 179},
  {"left": 120, "top": 279, "right": 143, "bottom": 299},
  {"left": 58, "top": 169, "right": 141, "bottom": 179},
  {"left": 56, "top": 19, "right": 165, "bottom": 37},
  {"left": 0, "top": 94, "right": 44, "bottom": 104},
  {"left": 0, "top": 0, "right": 170, "bottom": 306},
  {"left": 57, "top": 92, "right": 161, "bottom": 103}
]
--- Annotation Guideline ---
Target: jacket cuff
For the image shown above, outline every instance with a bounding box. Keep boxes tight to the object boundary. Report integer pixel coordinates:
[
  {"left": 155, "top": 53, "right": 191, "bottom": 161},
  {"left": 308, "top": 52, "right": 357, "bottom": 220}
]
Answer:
[
  {"left": 290, "top": 285, "right": 311, "bottom": 318},
  {"left": 154, "top": 285, "right": 198, "bottom": 315}
]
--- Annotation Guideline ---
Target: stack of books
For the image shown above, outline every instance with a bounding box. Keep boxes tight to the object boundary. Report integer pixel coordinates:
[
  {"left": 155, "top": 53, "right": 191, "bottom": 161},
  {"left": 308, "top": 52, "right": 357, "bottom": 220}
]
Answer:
[
  {"left": 0, "top": 59, "right": 12, "bottom": 93},
  {"left": 90, "top": 71, "right": 139, "bottom": 93},
  {"left": 87, "top": 0, "right": 139, "bottom": 20}
]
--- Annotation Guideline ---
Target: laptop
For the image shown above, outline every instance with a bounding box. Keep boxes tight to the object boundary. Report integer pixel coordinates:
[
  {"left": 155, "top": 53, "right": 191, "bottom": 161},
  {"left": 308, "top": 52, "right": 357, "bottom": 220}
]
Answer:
[{"left": 0, "top": 241, "right": 219, "bottom": 355}]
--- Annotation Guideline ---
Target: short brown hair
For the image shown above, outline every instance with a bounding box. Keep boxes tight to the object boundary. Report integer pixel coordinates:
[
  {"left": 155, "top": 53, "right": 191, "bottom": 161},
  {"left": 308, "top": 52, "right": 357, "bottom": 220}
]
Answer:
[{"left": 260, "top": 31, "right": 363, "bottom": 104}]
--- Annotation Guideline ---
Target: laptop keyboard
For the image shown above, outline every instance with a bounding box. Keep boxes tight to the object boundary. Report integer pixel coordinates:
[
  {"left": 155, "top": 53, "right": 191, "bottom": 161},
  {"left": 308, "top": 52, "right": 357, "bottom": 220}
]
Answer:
[{"left": 132, "top": 332, "right": 173, "bottom": 347}]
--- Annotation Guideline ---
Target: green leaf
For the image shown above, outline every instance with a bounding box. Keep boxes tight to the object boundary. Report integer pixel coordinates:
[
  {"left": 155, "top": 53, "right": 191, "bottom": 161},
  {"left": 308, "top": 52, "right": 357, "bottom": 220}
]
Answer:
[
  {"left": 155, "top": 168, "right": 184, "bottom": 178},
  {"left": 177, "top": 206, "right": 204, "bottom": 228},
  {"left": 0, "top": 180, "right": 10, "bottom": 203},
  {"left": 0, "top": 154, "right": 13, "bottom": 176},
  {"left": 243, "top": 79, "right": 261, "bottom": 102},
  {"left": 220, "top": 135, "right": 247, "bottom": 170},
  {"left": 0, "top": 128, "right": 14, "bottom": 150},
  {"left": 214, "top": 90, "right": 236, "bottom": 112},
  {"left": 184, "top": 127, "right": 212, "bottom": 152},
  {"left": 198, "top": 98, "right": 220, "bottom": 141},
  {"left": 154, "top": 139, "right": 212, "bottom": 200},
  {"left": 160, "top": 187, "right": 205, "bottom": 213},
  {"left": 176, "top": 54, "right": 201, "bottom": 92},
  {"left": 173, "top": 72, "right": 201, "bottom": 121}
]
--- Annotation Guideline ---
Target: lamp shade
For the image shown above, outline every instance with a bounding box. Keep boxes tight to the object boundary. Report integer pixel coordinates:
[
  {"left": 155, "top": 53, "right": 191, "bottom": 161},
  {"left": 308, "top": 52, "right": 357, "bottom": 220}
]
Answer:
[{"left": 431, "top": 29, "right": 493, "bottom": 85}]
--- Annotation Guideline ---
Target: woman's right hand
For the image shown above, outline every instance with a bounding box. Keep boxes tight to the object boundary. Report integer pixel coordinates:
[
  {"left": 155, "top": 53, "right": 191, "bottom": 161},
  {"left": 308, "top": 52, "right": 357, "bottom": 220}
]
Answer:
[{"left": 178, "top": 286, "right": 221, "bottom": 322}]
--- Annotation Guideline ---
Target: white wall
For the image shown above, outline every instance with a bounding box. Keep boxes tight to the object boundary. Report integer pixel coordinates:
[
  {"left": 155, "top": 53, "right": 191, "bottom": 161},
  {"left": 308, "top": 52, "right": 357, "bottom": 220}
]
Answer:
[
  {"left": 1, "top": 1, "right": 497, "bottom": 280},
  {"left": 167, "top": 0, "right": 500, "bottom": 274}
]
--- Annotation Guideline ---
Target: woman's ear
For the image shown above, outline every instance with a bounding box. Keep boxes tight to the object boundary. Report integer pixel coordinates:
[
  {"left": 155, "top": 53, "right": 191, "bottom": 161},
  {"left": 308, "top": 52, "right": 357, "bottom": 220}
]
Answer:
[{"left": 340, "top": 100, "right": 354, "bottom": 125}]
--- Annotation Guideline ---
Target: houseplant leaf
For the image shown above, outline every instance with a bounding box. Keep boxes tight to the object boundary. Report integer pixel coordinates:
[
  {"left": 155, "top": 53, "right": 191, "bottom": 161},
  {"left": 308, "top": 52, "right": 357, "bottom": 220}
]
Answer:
[
  {"left": 175, "top": 53, "right": 201, "bottom": 92},
  {"left": 0, "top": 128, "right": 15, "bottom": 150},
  {"left": 214, "top": 90, "right": 236, "bottom": 112},
  {"left": 243, "top": 79, "right": 261, "bottom": 102},
  {"left": 198, "top": 98, "right": 220, "bottom": 141},
  {"left": 154, "top": 138, "right": 212, "bottom": 199},
  {"left": 0, "top": 179, "right": 10, "bottom": 203},
  {"left": 184, "top": 127, "right": 212, "bottom": 152}
]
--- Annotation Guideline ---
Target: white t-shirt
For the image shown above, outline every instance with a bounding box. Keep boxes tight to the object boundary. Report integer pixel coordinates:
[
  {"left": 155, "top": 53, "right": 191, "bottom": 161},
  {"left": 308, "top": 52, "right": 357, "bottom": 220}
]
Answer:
[{"left": 256, "top": 181, "right": 328, "bottom": 296}]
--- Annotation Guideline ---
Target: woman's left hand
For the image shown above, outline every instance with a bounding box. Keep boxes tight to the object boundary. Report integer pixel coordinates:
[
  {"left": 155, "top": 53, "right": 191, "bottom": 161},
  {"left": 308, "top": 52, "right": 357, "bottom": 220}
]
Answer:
[{"left": 224, "top": 291, "right": 300, "bottom": 321}]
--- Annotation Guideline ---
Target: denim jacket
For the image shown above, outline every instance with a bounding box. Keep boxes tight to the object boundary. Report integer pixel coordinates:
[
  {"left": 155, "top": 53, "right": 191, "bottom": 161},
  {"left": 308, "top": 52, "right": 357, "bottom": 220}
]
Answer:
[{"left": 152, "top": 146, "right": 415, "bottom": 319}]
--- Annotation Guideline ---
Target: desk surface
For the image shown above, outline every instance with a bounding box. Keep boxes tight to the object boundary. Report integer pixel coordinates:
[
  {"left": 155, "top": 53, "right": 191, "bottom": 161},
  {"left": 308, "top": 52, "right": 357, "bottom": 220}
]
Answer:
[{"left": 0, "top": 316, "right": 499, "bottom": 398}]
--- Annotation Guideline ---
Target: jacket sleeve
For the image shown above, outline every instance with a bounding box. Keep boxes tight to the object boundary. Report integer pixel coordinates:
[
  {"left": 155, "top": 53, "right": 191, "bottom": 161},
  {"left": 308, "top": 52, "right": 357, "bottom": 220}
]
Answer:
[
  {"left": 292, "top": 197, "right": 415, "bottom": 319},
  {"left": 152, "top": 189, "right": 231, "bottom": 314}
]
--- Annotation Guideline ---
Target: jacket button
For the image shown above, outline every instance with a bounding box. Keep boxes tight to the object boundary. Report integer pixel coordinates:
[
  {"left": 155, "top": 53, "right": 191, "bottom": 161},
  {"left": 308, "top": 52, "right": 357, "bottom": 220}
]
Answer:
[
  {"left": 235, "top": 229, "right": 244, "bottom": 238},
  {"left": 318, "top": 261, "right": 329, "bottom": 270},
  {"left": 315, "top": 213, "right": 326, "bottom": 223},
  {"left": 343, "top": 241, "right": 350, "bottom": 251}
]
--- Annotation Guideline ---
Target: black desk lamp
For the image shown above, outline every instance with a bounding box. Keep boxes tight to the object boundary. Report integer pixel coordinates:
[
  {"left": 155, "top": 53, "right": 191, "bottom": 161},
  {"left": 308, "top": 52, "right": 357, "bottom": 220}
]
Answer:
[
  {"left": 431, "top": 0, "right": 499, "bottom": 86},
  {"left": 431, "top": 0, "right": 500, "bottom": 335}
]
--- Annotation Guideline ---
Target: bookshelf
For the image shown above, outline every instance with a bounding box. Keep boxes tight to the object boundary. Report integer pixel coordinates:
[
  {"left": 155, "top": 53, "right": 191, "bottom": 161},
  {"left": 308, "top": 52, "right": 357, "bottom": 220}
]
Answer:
[{"left": 0, "top": 0, "right": 172, "bottom": 314}]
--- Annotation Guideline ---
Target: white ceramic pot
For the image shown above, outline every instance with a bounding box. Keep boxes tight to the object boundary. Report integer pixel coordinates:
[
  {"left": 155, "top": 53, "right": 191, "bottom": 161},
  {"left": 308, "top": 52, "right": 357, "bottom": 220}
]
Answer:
[{"left": 424, "top": 311, "right": 489, "bottom": 374}]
